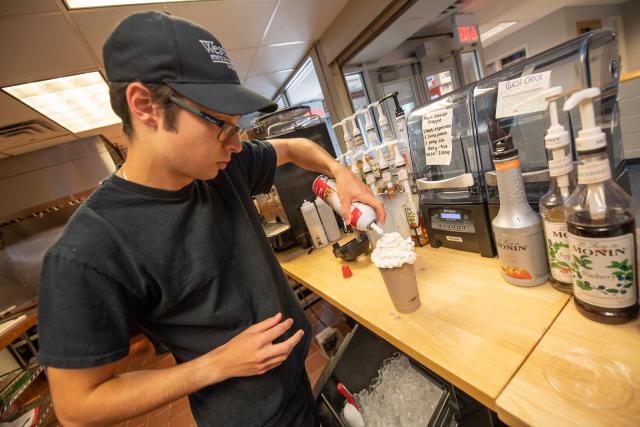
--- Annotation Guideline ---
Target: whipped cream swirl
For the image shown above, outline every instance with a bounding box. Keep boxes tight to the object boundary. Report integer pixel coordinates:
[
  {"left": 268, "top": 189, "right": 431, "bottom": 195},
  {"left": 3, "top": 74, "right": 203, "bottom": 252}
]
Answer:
[{"left": 371, "top": 232, "right": 416, "bottom": 268}]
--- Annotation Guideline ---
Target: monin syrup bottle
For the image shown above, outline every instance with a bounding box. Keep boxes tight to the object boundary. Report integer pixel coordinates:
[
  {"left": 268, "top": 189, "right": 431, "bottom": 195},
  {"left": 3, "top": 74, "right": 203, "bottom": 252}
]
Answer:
[
  {"left": 539, "top": 87, "right": 576, "bottom": 294},
  {"left": 491, "top": 133, "right": 549, "bottom": 286},
  {"left": 563, "top": 88, "right": 638, "bottom": 323}
]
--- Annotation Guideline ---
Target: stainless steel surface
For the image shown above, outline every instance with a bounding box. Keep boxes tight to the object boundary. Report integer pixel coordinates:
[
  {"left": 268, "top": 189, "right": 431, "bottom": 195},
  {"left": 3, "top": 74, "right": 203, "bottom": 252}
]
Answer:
[
  {"left": 0, "top": 136, "right": 115, "bottom": 222},
  {"left": 4, "top": 226, "right": 64, "bottom": 297},
  {"left": 0, "top": 249, "right": 29, "bottom": 312}
]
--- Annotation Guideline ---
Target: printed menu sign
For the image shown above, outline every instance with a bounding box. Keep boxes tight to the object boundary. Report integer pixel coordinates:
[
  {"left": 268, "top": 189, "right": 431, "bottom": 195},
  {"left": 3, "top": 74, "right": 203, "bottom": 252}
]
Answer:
[
  {"left": 495, "top": 70, "right": 551, "bottom": 118},
  {"left": 422, "top": 108, "right": 453, "bottom": 166}
]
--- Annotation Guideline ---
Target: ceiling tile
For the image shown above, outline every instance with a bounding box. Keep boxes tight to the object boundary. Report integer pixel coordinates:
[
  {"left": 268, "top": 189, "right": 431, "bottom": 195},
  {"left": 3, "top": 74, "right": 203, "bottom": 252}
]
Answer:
[
  {"left": 262, "top": 0, "right": 348, "bottom": 45},
  {"left": 248, "top": 42, "right": 310, "bottom": 77},
  {"left": 2, "top": 134, "right": 78, "bottom": 156},
  {"left": 75, "top": 123, "right": 123, "bottom": 140},
  {"left": 0, "top": 13, "right": 97, "bottom": 86},
  {"left": 168, "top": 0, "right": 276, "bottom": 49},
  {"left": 71, "top": 1, "right": 275, "bottom": 68},
  {"left": 70, "top": 4, "right": 167, "bottom": 67},
  {"left": 244, "top": 70, "right": 291, "bottom": 99},
  {"left": 0, "top": 92, "right": 69, "bottom": 141},
  {"left": 228, "top": 48, "right": 257, "bottom": 79},
  {"left": 0, "top": 0, "right": 59, "bottom": 17}
]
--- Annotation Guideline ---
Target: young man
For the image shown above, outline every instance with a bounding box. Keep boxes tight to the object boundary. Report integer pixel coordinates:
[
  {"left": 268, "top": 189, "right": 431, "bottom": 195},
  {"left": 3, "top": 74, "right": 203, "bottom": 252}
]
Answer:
[{"left": 37, "top": 10, "right": 385, "bottom": 427}]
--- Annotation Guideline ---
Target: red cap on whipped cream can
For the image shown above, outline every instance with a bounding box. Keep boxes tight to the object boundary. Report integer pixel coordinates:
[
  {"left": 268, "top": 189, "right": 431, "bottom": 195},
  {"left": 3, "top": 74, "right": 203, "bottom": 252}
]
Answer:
[{"left": 312, "top": 175, "right": 378, "bottom": 231}]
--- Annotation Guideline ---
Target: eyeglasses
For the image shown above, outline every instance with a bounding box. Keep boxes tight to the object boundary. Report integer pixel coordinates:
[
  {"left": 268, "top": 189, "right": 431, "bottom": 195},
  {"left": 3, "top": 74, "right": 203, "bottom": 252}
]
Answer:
[{"left": 169, "top": 96, "right": 242, "bottom": 142}]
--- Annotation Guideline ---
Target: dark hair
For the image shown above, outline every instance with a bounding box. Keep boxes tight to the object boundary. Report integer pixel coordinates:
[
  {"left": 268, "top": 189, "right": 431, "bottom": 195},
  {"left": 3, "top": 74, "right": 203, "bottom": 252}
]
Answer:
[{"left": 108, "top": 82, "right": 179, "bottom": 137}]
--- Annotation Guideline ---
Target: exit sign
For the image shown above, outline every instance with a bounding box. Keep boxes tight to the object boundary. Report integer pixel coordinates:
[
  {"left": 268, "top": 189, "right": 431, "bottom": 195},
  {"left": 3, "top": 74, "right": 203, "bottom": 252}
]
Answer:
[
  {"left": 457, "top": 25, "right": 479, "bottom": 44},
  {"left": 453, "top": 14, "right": 479, "bottom": 45}
]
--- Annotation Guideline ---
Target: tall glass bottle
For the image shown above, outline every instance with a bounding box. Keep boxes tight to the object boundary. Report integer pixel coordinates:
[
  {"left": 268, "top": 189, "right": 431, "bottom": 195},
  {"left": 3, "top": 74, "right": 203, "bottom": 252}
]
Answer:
[
  {"left": 539, "top": 87, "right": 576, "bottom": 294},
  {"left": 491, "top": 134, "right": 549, "bottom": 286},
  {"left": 564, "top": 88, "right": 638, "bottom": 323}
]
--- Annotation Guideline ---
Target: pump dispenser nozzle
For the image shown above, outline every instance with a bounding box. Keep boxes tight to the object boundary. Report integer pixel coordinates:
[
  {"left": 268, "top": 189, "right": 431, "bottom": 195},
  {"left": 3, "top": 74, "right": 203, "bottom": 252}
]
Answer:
[
  {"left": 374, "top": 102, "right": 395, "bottom": 143},
  {"left": 563, "top": 87, "right": 605, "bottom": 152}
]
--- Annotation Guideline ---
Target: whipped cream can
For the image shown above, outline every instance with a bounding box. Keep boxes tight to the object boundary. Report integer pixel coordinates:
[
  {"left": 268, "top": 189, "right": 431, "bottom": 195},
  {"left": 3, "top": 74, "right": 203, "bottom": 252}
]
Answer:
[{"left": 312, "top": 175, "right": 377, "bottom": 231}]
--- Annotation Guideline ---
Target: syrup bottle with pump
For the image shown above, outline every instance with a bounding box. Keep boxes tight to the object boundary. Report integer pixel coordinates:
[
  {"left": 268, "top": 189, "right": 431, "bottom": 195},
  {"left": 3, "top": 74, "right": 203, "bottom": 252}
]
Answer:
[
  {"left": 563, "top": 88, "right": 638, "bottom": 323},
  {"left": 538, "top": 87, "right": 576, "bottom": 294},
  {"left": 491, "top": 132, "right": 549, "bottom": 286}
]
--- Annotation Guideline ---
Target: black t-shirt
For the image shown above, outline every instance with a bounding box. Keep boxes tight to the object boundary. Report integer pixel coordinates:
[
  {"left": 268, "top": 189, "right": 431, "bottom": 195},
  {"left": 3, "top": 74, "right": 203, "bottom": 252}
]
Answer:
[{"left": 37, "top": 140, "right": 312, "bottom": 427}]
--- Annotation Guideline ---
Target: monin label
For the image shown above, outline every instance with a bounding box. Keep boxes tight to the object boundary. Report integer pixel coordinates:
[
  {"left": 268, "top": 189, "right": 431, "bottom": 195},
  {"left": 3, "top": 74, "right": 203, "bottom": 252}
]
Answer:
[
  {"left": 568, "top": 233, "right": 637, "bottom": 308},
  {"left": 494, "top": 231, "right": 549, "bottom": 285},
  {"left": 543, "top": 220, "right": 572, "bottom": 283}
]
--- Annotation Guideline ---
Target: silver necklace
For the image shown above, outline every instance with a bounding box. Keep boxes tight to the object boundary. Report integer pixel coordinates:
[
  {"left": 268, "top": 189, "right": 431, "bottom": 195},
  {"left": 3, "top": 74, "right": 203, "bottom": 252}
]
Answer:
[{"left": 120, "top": 168, "right": 128, "bottom": 181}]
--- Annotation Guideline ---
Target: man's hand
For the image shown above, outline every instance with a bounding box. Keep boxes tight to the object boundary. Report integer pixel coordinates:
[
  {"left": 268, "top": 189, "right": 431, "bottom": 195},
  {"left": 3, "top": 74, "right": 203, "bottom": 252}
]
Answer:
[
  {"left": 269, "top": 137, "right": 386, "bottom": 226},
  {"left": 207, "top": 313, "right": 304, "bottom": 382},
  {"left": 332, "top": 164, "right": 386, "bottom": 226}
]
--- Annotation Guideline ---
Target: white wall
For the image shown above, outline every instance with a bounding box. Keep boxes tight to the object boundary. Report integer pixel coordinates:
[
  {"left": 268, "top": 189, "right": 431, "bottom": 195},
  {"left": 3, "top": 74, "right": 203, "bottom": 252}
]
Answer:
[
  {"left": 622, "top": 0, "right": 640, "bottom": 71},
  {"left": 482, "top": 4, "right": 634, "bottom": 71},
  {"left": 483, "top": 8, "right": 569, "bottom": 68},
  {"left": 620, "top": 77, "right": 640, "bottom": 159}
]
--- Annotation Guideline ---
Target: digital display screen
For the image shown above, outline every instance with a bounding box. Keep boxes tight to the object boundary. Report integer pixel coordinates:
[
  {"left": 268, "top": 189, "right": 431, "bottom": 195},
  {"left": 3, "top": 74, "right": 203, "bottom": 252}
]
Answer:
[{"left": 440, "top": 212, "right": 462, "bottom": 220}]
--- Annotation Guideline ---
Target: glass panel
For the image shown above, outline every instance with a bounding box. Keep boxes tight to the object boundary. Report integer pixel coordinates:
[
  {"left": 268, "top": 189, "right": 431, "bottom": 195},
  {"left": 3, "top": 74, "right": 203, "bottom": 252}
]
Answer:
[
  {"left": 426, "top": 70, "right": 454, "bottom": 100},
  {"left": 379, "top": 78, "right": 417, "bottom": 116},
  {"left": 275, "top": 95, "right": 287, "bottom": 109},
  {"left": 473, "top": 29, "right": 624, "bottom": 205},
  {"left": 284, "top": 57, "right": 340, "bottom": 154},
  {"left": 460, "top": 51, "right": 481, "bottom": 85},
  {"left": 345, "top": 73, "right": 369, "bottom": 111},
  {"left": 285, "top": 58, "right": 324, "bottom": 110},
  {"left": 407, "top": 85, "right": 485, "bottom": 204}
]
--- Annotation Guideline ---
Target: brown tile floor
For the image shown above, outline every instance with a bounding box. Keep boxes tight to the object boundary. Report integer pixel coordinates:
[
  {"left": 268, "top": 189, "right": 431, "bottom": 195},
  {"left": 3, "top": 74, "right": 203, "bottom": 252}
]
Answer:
[{"left": 108, "top": 295, "right": 350, "bottom": 427}]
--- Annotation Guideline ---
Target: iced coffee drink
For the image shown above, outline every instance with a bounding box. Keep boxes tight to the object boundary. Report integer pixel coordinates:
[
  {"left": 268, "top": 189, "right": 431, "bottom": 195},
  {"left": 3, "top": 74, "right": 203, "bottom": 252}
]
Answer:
[{"left": 371, "top": 232, "right": 420, "bottom": 313}]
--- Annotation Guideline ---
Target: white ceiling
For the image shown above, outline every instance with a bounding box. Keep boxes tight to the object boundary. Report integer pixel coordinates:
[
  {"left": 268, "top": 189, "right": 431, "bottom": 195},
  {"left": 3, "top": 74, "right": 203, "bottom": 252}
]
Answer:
[
  {"left": 349, "top": 0, "right": 459, "bottom": 64},
  {"left": 469, "top": 0, "right": 628, "bottom": 47},
  {"left": 349, "top": 0, "right": 629, "bottom": 65},
  {"left": 0, "top": 0, "right": 348, "bottom": 156}
]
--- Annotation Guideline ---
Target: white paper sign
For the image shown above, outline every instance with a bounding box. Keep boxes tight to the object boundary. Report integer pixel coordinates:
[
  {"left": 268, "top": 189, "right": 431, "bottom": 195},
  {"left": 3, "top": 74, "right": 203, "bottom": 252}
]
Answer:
[
  {"left": 422, "top": 108, "right": 453, "bottom": 166},
  {"left": 495, "top": 70, "right": 551, "bottom": 118}
]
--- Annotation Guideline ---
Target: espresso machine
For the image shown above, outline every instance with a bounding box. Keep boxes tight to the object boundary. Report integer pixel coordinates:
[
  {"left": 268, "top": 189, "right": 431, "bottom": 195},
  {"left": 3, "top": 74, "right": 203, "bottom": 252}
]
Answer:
[
  {"left": 472, "top": 29, "right": 629, "bottom": 220},
  {"left": 407, "top": 84, "right": 496, "bottom": 257}
]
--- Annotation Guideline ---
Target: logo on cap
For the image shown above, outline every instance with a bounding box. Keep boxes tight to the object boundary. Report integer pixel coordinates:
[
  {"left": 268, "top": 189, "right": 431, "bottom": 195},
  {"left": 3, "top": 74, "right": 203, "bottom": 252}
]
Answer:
[{"left": 199, "top": 40, "right": 235, "bottom": 70}]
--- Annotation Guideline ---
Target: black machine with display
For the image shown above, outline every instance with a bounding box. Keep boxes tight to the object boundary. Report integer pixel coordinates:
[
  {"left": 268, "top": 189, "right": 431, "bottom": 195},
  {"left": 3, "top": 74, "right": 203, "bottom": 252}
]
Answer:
[
  {"left": 472, "top": 29, "right": 629, "bottom": 221},
  {"left": 407, "top": 84, "right": 496, "bottom": 257}
]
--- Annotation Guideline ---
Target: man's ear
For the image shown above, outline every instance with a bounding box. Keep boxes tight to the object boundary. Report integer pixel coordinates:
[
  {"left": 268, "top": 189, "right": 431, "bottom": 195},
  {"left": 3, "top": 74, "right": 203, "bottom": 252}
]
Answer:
[{"left": 126, "top": 82, "right": 161, "bottom": 130}]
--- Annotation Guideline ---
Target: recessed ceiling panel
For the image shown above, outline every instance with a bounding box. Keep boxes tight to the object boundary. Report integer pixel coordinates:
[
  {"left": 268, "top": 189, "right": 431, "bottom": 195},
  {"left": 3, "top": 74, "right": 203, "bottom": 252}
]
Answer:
[
  {"left": 248, "top": 42, "right": 310, "bottom": 77},
  {"left": 0, "top": 13, "right": 97, "bottom": 86},
  {"left": 262, "top": 0, "right": 348, "bottom": 45},
  {"left": 244, "top": 70, "right": 291, "bottom": 99},
  {"left": 168, "top": 0, "right": 276, "bottom": 49},
  {"left": 228, "top": 48, "right": 257, "bottom": 80},
  {"left": 69, "top": 4, "right": 168, "bottom": 66},
  {"left": 0, "top": 0, "right": 59, "bottom": 17}
]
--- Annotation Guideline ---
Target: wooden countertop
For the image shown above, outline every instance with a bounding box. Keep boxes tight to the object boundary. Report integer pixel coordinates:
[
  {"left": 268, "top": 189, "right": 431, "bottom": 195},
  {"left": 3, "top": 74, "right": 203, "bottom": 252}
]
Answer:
[
  {"left": 0, "top": 310, "right": 37, "bottom": 350},
  {"left": 496, "top": 301, "right": 640, "bottom": 426},
  {"left": 278, "top": 238, "right": 569, "bottom": 410},
  {"left": 621, "top": 70, "right": 640, "bottom": 83}
]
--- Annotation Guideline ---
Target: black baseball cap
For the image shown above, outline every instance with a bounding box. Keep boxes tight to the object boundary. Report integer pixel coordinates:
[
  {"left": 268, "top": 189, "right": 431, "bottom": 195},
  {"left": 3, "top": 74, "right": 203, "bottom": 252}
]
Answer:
[{"left": 103, "top": 10, "right": 277, "bottom": 115}]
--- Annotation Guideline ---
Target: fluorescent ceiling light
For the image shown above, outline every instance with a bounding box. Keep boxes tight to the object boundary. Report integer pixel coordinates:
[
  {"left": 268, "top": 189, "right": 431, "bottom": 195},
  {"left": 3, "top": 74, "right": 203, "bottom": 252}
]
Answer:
[
  {"left": 264, "top": 41, "right": 309, "bottom": 48},
  {"left": 64, "top": 0, "right": 198, "bottom": 9},
  {"left": 480, "top": 22, "right": 517, "bottom": 43},
  {"left": 3, "top": 72, "right": 121, "bottom": 133}
]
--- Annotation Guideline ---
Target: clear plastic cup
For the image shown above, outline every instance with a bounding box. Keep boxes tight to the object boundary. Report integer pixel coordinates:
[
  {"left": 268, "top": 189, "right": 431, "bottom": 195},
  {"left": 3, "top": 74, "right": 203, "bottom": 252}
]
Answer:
[{"left": 378, "top": 263, "right": 420, "bottom": 313}]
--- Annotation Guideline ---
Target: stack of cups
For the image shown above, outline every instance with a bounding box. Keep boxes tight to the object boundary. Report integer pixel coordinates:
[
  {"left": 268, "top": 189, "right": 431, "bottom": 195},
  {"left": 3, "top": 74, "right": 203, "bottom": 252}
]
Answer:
[{"left": 371, "top": 232, "right": 421, "bottom": 313}]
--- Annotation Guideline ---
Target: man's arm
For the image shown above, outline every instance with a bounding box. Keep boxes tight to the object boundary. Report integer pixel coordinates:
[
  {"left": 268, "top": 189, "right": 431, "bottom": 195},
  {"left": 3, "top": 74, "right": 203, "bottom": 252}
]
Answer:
[
  {"left": 48, "top": 313, "right": 303, "bottom": 427},
  {"left": 268, "top": 137, "right": 386, "bottom": 225}
]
